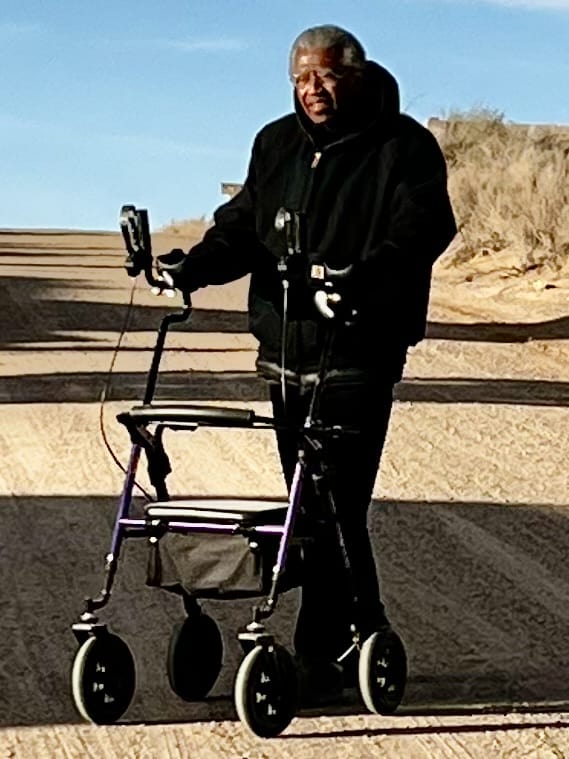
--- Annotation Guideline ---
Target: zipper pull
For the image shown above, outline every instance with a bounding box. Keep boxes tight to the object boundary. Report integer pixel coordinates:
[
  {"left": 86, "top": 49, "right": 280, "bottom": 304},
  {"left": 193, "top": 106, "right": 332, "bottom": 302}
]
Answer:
[{"left": 311, "top": 151, "right": 322, "bottom": 169}]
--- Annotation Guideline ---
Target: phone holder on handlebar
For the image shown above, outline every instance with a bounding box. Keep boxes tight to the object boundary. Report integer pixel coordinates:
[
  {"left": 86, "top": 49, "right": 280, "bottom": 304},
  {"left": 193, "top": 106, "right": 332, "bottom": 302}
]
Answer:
[
  {"left": 118, "top": 204, "right": 192, "bottom": 404},
  {"left": 120, "top": 205, "right": 152, "bottom": 279},
  {"left": 119, "top": 204, "right": 190, "bottom": 304},
  {"left": 274, "top": 207, "right": 305, "bottom": 280}
]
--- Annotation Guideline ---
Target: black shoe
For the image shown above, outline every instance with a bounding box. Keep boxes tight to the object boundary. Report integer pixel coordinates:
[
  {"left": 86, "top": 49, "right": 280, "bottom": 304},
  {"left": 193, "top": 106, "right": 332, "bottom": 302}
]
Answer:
[{"left": 297, "top": 658, "right": 345, "bottom": 707}]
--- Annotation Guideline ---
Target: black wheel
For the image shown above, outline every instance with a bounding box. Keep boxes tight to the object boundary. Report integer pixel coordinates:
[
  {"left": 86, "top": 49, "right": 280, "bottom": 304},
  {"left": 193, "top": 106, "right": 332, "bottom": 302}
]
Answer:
[
  {"left": 234, "top": 644, "right": 298, "bottom": 738},
  {"left": 71, "top": 633, "right": 136, "bottom": 724},
  {"left": 167, "top": 613, "right": 223, "bottom": 701},
  {"left": 358, "top": 629, "right": 407, "bottom": 714}
]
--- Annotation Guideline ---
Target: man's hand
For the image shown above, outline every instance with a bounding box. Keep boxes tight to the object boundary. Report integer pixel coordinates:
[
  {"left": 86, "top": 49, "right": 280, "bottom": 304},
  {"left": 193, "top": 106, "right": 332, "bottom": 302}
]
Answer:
[
  {"left": 311, "top": 263, "right": 357, "bottom": 324},
  {"left": 156, "top": 249, "right": 201, "bottom": 294},
  {"left": 314, "top": 289, "right": 343, "bottom": 319}
]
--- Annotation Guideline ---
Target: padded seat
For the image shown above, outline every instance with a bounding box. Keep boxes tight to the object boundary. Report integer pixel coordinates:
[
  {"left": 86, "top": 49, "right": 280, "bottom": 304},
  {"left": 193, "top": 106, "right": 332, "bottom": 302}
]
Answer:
[{"left": 145, "top": 498, "right": 288, "bottom": 526}]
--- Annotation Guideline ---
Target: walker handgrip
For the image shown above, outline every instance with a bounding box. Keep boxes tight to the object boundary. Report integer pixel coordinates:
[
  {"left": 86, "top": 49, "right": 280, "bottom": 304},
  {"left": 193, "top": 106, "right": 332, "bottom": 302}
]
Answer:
[{"left": 118, "top": 404, "right": 256, "bottom": 428}]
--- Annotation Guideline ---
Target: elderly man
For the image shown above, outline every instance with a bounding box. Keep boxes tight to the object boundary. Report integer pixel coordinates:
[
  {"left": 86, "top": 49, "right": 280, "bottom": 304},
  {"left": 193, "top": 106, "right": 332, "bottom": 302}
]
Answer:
[{"left": 159, "top": 24, "right": 456, "bottom": 701}]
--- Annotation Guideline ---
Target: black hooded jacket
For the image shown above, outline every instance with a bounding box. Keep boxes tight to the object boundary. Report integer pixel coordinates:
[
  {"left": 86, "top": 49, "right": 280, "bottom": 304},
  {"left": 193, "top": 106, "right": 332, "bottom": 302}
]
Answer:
[{"left": 181, "top": 61, "right": 457, "bottom": 381}]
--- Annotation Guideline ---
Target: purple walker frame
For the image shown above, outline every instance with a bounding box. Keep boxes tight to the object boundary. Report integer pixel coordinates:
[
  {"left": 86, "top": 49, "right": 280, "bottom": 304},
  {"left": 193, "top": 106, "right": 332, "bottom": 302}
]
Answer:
[
  {"left": 69, "top": 205, "right": 408, "bottom": 734},
  {"left": 72, "top": 206, "right": 346, "bottom": 647}
]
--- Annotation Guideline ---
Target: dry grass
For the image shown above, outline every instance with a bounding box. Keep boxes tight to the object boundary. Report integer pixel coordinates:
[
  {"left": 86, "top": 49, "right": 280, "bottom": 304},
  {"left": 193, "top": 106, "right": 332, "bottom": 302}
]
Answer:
[
  {"left": 159, "top": 216, "right": 211, "bottom": 236},
  {"left": 437, "top": 110, "right": 569, "bottom": 272},
  {"left": 159, "top": 111, "right": 569, "bottom": 276}
]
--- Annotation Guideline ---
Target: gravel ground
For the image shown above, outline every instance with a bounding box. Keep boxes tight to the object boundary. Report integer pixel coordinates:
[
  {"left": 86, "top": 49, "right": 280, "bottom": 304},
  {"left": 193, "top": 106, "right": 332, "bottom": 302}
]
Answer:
[{"left": 2, "top": 230, "right": 569, "bottom": 757}]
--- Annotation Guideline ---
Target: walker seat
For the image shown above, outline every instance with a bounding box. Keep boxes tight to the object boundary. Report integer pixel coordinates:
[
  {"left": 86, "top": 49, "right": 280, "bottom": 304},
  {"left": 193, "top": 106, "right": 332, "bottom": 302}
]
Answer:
[{"left": 145, "top": 499, "right": 288, "bottom": 525}]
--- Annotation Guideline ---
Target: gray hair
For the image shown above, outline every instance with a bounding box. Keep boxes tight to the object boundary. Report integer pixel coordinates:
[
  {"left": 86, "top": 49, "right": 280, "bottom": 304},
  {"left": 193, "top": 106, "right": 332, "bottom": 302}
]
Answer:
[{"left": 289, "top": 25, "right": 366, "bottom": 76}]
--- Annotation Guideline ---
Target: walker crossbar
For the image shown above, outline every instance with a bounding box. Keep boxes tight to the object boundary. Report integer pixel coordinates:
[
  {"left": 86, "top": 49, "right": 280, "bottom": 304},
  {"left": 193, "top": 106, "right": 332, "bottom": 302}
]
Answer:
[{"left": 118, "top": 518, "right": 285, "bottom": 536}]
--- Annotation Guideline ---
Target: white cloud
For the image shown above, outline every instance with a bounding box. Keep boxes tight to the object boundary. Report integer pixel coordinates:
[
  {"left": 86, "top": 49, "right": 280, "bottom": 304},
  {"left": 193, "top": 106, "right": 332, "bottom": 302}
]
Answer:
[
  {"left": 161, "top": 38, "right": 247, "bottom": 53},
  {"left": 101, "top": 36, "right": 247, "bottom": 53},
  {"left": 0, "top": 113, "right": 239, "bottom": 159},
  {"left": 108, "top": 132, "right": 241, "bottom": 159},
  {"left": 432, "top": 0, "right": 569, "bottom": 8},
  {"left": 477, "top": 0, "right": 569, "bottom": 7},
  {"left": 0, "top": 22, "right": 43, "bottom": 39},
  {"left": 490, "top": 0, "right": 569, "bottom": 7}
]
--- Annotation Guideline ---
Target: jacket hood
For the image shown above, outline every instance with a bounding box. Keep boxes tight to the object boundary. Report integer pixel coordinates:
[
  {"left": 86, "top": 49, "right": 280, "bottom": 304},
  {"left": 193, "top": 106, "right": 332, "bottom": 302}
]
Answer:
[{"left": 294, "top": 60, "right": 400, "bottom": 143}]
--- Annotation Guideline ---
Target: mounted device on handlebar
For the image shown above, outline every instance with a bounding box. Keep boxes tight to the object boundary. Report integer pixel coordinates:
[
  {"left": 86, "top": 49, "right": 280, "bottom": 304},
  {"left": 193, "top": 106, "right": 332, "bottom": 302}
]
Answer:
[
  {"left": 118, "top": 203, "right": 192, "bottom": 404},
  {"left": 120, "top": 205, "right": 153, "bottom": 280},
  {"left": 119, "top": 204, "right": 182, "bottom": 300},
  {"left": 274, "top": 207, "right": 305, "bottom": 260}
]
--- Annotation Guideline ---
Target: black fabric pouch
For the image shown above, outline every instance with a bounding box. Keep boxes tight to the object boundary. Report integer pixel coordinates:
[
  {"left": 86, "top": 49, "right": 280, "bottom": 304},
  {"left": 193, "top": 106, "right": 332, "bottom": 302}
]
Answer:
[{"left": 146, "top": 531, "right": 302, "bottom": 600}]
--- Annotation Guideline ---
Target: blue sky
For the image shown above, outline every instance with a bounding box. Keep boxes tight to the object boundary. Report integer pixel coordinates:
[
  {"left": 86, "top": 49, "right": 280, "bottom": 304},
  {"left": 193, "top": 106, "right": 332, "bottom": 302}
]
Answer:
[{"left": 1, "top": 0, "right": 568, "bottom": 230}]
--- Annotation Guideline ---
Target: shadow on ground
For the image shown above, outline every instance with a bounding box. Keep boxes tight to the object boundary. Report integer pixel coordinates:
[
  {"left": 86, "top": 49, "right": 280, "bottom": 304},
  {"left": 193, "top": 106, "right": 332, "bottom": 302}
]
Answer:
[
  {"left": 428, "top": 318, "right": 569, "bottom": 342},
  {"left": 4, "top": 269, "right": 569, "bottom": 349},
  {"left": 0, "top": 274, "right": 248, "bottom": 348},
  {"left": 2, "top": 496, "right": 569, "bottom": 727},
  {"left": 5, "top": 372, "right": 569, "bottom": 406}
]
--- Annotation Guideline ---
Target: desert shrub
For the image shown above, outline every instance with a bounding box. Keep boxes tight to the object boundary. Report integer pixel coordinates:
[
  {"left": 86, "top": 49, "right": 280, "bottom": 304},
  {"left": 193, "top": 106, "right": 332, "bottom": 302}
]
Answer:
[
  {"left": 159, "top": 114, "right": 569, "bottom": 274},
  {"left": 160, "top": 216, "right": 211, "bottom": 237},
  {"left": 435, "top": 109, "right": 569, "bottom": 272}
]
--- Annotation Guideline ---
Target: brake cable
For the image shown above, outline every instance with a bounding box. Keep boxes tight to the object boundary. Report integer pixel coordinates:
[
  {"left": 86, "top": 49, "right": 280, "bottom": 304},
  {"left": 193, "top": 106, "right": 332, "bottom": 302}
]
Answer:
[
  {"left": 276, "top": 208, "right": 304, "bottom": 410},
  {"left": 98, "top": 262, "right": 155, "bottom": 501}
]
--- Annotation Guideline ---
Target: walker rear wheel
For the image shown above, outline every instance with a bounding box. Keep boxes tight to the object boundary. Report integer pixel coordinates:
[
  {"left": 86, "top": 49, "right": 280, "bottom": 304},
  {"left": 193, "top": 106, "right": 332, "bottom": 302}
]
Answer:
[
  {"left": 71, "top": 632, "right": 136, "bottom": 724},
  {"left": 234, "top": 643, "right": 298, "bottom": 738},
  {"left": 167, "top": 613, "right": 223, "bottom": 700},
  {"left": 358, "top": 628, "right": 407, "bottom": 714}
]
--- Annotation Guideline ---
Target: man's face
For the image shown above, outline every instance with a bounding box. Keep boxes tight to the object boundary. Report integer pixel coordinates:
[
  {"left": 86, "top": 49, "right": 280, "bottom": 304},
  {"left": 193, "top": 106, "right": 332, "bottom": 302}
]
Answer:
[{"left": 291, "top": 46, "right": 361, "bottom": 125}]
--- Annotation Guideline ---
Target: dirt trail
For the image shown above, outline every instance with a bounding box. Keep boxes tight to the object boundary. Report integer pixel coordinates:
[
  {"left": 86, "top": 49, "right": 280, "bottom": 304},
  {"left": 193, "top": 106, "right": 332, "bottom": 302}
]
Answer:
[{"left": 2, "top": 231, "right": 569, "bottom": 757}]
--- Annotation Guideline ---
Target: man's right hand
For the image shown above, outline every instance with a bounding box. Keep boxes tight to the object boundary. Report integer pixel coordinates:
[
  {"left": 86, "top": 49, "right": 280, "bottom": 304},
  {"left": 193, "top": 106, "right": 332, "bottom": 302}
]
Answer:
[{"left": 156, "top": 249, "right": 201, "bottom": 293}]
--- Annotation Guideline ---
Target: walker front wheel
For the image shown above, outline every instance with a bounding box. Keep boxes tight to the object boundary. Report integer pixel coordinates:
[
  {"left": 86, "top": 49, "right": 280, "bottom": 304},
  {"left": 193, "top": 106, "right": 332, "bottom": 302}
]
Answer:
[
  {"left": 71, "top": 633, "right": 136, "bottom": 724},
  {"left": 358, "top": 629, "right": 407, "bottom": 714},
  {"left": 234, "top": 644, "right": 298, "bottom": 738}
]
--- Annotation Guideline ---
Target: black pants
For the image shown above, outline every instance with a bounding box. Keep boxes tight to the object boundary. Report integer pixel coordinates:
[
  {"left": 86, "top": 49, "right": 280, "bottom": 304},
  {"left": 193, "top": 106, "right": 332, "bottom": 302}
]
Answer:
[{"left": 270, "top": 377, "right": 396, "bottom": 662}]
